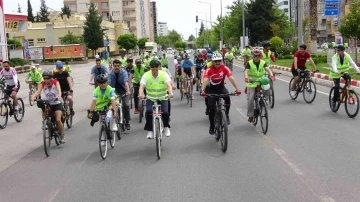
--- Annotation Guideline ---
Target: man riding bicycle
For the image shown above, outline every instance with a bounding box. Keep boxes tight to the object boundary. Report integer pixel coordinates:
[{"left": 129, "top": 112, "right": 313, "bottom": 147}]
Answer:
[
  {"left": 181, "top": 54, "right": 196, "bottom": 100},
  {"left": 329, "top": 45, "right": 360, "bottom": 109},
  {"left": 244, "top": 50, "right": 274, "bottom": 123},
  {"left": 125, "top": 58, "right": 134, "bottom": 78},
  {"left": 90, "top": 58, "right": 108, "bottom": 88},
  {"left": 161, "top": 53, "right": 168, "bottom": 69},
  {"left": 130, "top": 59, "right": 147, "bottom": 114},
  {"left": 290, "top": 44, "right": 318, "bottom": 97},
  {"left": 26, "top": 66, "right": 43, "bottom": 92},
  {"left": 224, "top": 48, "right": 234, "bottom": 69},
  {"left": 242, "top": 45, "right": 252, "bottom": 66},
  {"left": 261, "top": 41, "right": 275, "bottom": 68},
  {"left": 0, "top": 61, "right": 20, "bottom": 113},
  {"left": 195, "top": 57, "right": 204, "bottom": 91},
  {"left": 201, "top": 54, "right": 241, "bottom": 135}
]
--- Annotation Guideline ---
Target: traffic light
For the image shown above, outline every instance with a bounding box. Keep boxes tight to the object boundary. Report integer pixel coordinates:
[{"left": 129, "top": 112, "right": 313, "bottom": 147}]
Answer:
[{"left": 196, "top": 15, "right": 198, "bottom": 23}]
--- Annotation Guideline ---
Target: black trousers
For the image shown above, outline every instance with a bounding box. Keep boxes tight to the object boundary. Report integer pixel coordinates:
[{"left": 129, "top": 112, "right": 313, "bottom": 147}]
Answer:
[{"left": 208, "top": 86, "right": 230, "bottom": 126}]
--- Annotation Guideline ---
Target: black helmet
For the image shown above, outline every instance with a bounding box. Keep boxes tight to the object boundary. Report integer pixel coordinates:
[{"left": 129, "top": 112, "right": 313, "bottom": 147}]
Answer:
[
  {"left": 263, "top": 41, "right": 271, "bottom": 47},
  {"left": 149, "top": 59, "right": 161, "bottom": 67},
  {"left": 96, "top": 74, "right": 108, "bottom": 83},
  {"left": 135, "top": 59, "right": 142, "bottom": 64},
  {"left": 299, "top": 44, "right": 307, "bottom": 50},
  {"left": 337, "top": 45, "right": 345, "bottom": 51},
  {"left": 127, "top": 58, "right": 133, "bottom": 62},
  {"left": 42, "top": 70, "right": 53, "bottom": 78},
  {"left": 184, "top": 53, "right": 189, "bottom": 59}
]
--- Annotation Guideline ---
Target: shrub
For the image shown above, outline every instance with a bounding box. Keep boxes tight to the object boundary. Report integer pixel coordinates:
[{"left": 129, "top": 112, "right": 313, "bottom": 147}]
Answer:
[
  {"left": 269, "top": 36, "right": 284, "bottom": 50},
  {"left": 9, "top": 58, "right": 30, "bottom": 67}
]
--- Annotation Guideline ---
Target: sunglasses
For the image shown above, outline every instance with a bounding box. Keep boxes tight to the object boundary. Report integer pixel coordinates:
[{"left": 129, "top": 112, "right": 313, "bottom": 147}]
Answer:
[
  {"left": 43, "top": 77, "right": 51, "bottom": 80},
  {"left": 213, "top": 60, "right": 222, "bottom": 63},
  {"left": 98, "top": 81, "right": 107, "bottom": 84},
  {"left": 150, "top": 66, "right": 159, "bottom": 68}
]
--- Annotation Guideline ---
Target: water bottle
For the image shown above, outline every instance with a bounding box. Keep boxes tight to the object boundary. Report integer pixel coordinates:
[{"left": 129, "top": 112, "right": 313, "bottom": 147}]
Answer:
[{"left": 105, "top": 110, "right": 112, "bottom": 124}]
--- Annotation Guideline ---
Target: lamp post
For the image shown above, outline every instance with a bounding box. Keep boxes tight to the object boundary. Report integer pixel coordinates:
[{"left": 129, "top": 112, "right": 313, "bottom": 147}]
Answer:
[
  {"left": 198, "top": 1, "right": 212, "bottom": 48},
  {"left": 242, "top": 0, "right": 246, "bottom": 50},
  {"left": 197, "top": 12, "right": 209, "bottom": 47},
  {"left": 220, "top": 0, "right": 223, "bottom": 50}
]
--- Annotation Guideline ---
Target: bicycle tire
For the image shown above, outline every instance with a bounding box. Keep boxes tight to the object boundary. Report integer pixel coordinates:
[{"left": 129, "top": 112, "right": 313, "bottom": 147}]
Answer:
[
  {"left": 43, "top": 120, "right": 51, "bottom": 157},
  {"left": 303, "top": 80, "right": 317, "bottom": 104},
  {"left": 116, "top": 108, "right": 122, "bottom": 140},
  {"left": 269, "top": 83, "right": 275, "bottom": 108},
  {"left": 253, "top": 101, "right": 259, "bottom": 126},
  {"left": 186, "top": 85, "right": 190, "bottom": 104},
  {"left": 220, "top": 110, "right": 228, "bottom": 152},
  {"left": 109, "top": 122, "right": 116, "bottom": 148},
  {"left": 14, "top": 98, "right": 25, "bottom": 123},
  {"left": 180, "top": 87, "right": 184, "bottom": 101},
  {"left": 65, "top": 104, "right": 73, "bottom": 128},
  {"left": 344, "top": 89, "right": 360, "bottom": 118},
  {"left": 259, "top": 100, "right": 269, "bottom": 134},
  {"left": 190, "top": 84, "right": 193, "bottom": 108},
  {"left": 155, "top": 118, "right": 161, "bottom": 159},
  {"left": 289, "top": 78, "right": 299, "bottom": 100},
  {"left": 99, "top": 124, "right": 108, "bottom": 160},
  {"left": 329, "top": 87, "right": 341, "bottom": 112},
  {"left": 0, "top": 102, "right": 8, "bottom": 129},
  {"left": 29, "top": 90, "right": 34, "bottom": 106}
]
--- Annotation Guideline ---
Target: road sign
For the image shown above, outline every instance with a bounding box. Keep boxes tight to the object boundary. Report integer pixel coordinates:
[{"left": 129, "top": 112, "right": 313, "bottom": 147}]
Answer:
[{"left": 324, "top": 0, "right": 339, "bottom": 16}]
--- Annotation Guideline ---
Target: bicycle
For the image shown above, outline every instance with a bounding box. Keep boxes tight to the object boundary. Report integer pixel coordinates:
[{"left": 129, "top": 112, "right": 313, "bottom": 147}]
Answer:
[
  {"left": 62, "top": 92, "right": 73, "bottom": 129},
  {"left": 138, "top": 97, "right": 146, "bottom": 123},
  {"left": 41, "top": 100, "right": 62, "bottom": 157},
  {"left": 289, "top": 69, "right": 317, "bottom": 104},
  {"left": 329, "top": 72, "right": 360, "bottom": 118},
  {"left": 184, "top": 77, "right": 193, "bottom": 107},
  {"left": 0, "top": 89, "right": 25, "bottom": 129},
  {"left": 94, "top": 109, "right": 116, "bottom": 160},
  {"left": 267, "top": 72, "right": 281, "bottom": 109},
  {"left": 26, "top": 81, "right": 38, "bottom": 106},
  {"left": 206, "top": 93, "right": 236, "bottom": 152},
  {"left": 195, "top": 68, "right": 203, "bottom": 94},
  {"left": 225, "top": 59, "right": 233, "bottom": 71},
  {"left": 144, "top": 95, "right": 169, "bottom": 159},
  {"left": 129, "top": 86, "right": 134, "bottom": 109},
  {"left": 179, "top": 76, "right": 184, "bottom": 101},
  {"left": 249, "top": 81, "right": 269, "bottom": 134},
  {"left": 115, "top": 94, "right": 127, "bottom": 140}
]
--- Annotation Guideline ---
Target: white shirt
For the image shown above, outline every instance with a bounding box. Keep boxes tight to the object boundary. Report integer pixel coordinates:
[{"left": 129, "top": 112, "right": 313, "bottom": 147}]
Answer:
[
  {"left": 0, "top": 67, "right": 18, "bottom": 86},
  {"left": 140, "top": 71, "right": 171, "bottom": 85},
  {"left": 332, "top": 53, "right": 359, "bottom": 72}
]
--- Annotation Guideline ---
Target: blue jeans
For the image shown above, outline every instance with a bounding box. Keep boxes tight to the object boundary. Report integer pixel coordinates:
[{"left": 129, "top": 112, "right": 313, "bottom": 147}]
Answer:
[{"left": 144, "top": 99, "right": 170, "bottom": 131}]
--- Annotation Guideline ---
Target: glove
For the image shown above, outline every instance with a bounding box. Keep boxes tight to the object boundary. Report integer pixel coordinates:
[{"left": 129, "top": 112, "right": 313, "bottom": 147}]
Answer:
[
  {"left": 235, "top": 89, "right": 241, "bottom": 95},
  {"left": 270, "top": 76, "right": 275, "bottom": 81},
  {"left": 201, "top": 91, "right": 207, "bottom": 97},
  {"left": 245, "top": 78, "right": 249, "bottom": 83}
]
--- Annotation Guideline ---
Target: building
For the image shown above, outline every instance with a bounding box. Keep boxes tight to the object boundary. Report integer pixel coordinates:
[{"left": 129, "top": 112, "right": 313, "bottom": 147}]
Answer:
[
  {"left": 63, "top": 0, "right": 152, "bottom": 39},
  {"left": 276, "top": 0, "right": 290, "bottom": 19},
  {"left": 149, "top": 1, "right": 158, "bottom": 39},
  {"left": 7, "top": 12, "right": 129, "bottom": 55},
  {"left": 157, "top": 22, "right": 168, "bottom": 36}
]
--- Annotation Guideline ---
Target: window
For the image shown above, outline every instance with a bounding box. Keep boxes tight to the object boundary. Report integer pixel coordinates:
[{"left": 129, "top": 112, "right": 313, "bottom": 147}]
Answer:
[
  {"left": 79, "top": 3, "right": 87, "bottom": 9},
  {"left": 37, "top": 38, "right": 46, "bottom": 43},
  {"left": 123, "top": 11, "right": 130, "bottom": 16},
  {"left": 111, "top": 1, "right": 120, "bottom": 7},
  {"left": 123, "top": 1, "right": 129, "bottom": 6},
  {"left": 102, "top": 2, "right": 109, "bottom": 8},
  {"left": 112, "top": 11, "right": 120, "bottom": 16},
  {"left": 283, "top": 8, "right": 289, "bottom": 13},
  {"left": 59, "top": 37, "right": 63, "bottom": 45},
  {"left": 27, "top": 39, "right": 34, "bottom": 46},
  {"left": 284, "top": 1, "right": 288, "bottom": 5}
]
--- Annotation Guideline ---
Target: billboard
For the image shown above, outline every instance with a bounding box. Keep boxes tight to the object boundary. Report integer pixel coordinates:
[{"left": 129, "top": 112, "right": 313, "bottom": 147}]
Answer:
[
  {"left": 43, "top": 44, "right": 85, "bottom": 59},
  {"left": 27, "top": 47, "right": 43, "bottom": 60}
]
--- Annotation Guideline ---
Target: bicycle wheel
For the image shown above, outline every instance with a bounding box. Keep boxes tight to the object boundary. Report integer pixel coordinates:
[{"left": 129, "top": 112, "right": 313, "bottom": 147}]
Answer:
[
  {"left": 43, "top": 120, "right": 52, "bottom": 157},
  {"left": 109, "top": 123, "right": 116, "bottom": 148},
  {"left": 269, "top": 82, "right": 275, "bottom": 108},
  {"left": 259, "top": 99, "right": 269, "bottom": 134},
  {"left": 65, "top": 105, "right": 73, "bottom": 129},
  {"left": 99, "top": 124, "right": 108, "bottom": 160},
  {"left": 289, "top": 78, "right": 299, "bottom": 100},
  {"left": 186, "top": 84, "right": 190, "bottom": 104},
  {"left": 14, "top": 98, "right": 25, "bottom": 123},
  {"left": 303, "top": 80, "right": 317, "bottom": 104},
  {"left": 220, "top": 110, "right": 228, "bottom": 152},
  {"left": 180, "top": 86, "right": 184, "bottom": 101},
  {"left": 190, "top": 84, "right": 193, "bottom": 108},
  {"left": 29, "top": 89, "right": 34, "bottom": 106},
  {"left": 328, "top": 87, "right": 341, "bottom": 112},
  {"left": 155, "top": 119, "right": 161, "bottom": 159},
  {"left": 253, "top": 101, "right": 259, "bottom": 126},
  {"left": 130, "top": 88, "right": 133, "bottom": 109},
  {"left": 116, "top": 108, "right": 122, "bottom": 140},
  {"left": 0, "top": 102, "right": 8, "bottom": 129},
  {"left": 344, "top": 90, "right": 359, "bottom": 118}
]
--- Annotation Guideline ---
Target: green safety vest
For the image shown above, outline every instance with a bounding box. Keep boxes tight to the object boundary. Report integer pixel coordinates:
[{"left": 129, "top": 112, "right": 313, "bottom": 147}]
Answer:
[
  {"left": 225, "top": 52, "right": 234, "bottom": 60},
  {"left": 344, "top": 43, "right": 348, "bottom": 48},
  {"left": 94, "top": 85, "right": 113, "bottom": 110},
  {"left": 28, "top": 71, "right": 43, "bottom": 84},
  {"left": 247, "top": 59, "right": 266, "bottom": 88},
  {"left": 144, "top": 71, "right": 168, "bottom": 102},
  {"left": 140, "top": 54, "right": 145, "bottom": 59},
  {"left": 243, "top": 49, "right": 251, "bottom": 56},
  {"left": 261, "top": 50, "right": 272, "bottom": 65},
  {"left": 101, "top": 59, "right": 107, "bottom": 66},
  {"left": 161, "top": 56, "right": 168, "bottom": 65},
  {"left": 120, "top": 58, "right": 127, "bottom": 67},
  {"left": 144, "top": 59, "right": 151, "bottom": 67},
  {"left": 206, "top": 61, "right": 212, "bottom": 68},
  {"left": 330, "top": 53, "right": 351, "bottom": 79},
  {"left": 332, "top": 42, "right": 336, "bottom": 48},
  {"left": 133, "top": 65, "right": 146, "bottom": 84}
]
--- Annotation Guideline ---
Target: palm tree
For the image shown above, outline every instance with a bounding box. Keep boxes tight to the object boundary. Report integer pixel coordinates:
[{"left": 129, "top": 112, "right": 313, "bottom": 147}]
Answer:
[{"left": 309, "top": 0, "right": 317, "bottom": 53}]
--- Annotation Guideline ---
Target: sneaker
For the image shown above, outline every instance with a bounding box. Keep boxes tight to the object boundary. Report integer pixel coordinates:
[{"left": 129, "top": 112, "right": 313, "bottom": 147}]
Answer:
[
  {"left": 125, "top": 122, "right": 131, "bottom": 130},
  {"left": 248, "top": 117, "right": 253, "bottom": 123},
  {"left": 209, "top": 125, "right": 215, "bottom": 135},
  {"left": 147, "top": 131, "right": 154, "bottom": 139},
  {"left": 60, "top": 133, "right": 65, "bottom": 144},
  {"left": 163, "top": 127, "right": 171, "bottom": 137},
  {"left": 111, "top": 123, "right": 118, "bottom": 132},
  {"left": 290, "top": 90, "right": 296, "bottom": 97},
  {"left": 134, "top": 108, "right": 139, "bottom": 114},
  {"left": 226, "top": 116, "right": 230, "bottom": 125}
]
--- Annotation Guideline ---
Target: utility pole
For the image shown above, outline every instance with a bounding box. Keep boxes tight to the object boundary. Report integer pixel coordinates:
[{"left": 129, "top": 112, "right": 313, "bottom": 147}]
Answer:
[
  {"left": 297, "top": 0, "right": 303, "bottom": 46},
  {"left": 242, "top": 0, "right": 246, "bottom": 50},
  {"left": 220, "top": 0, "right": 224, "bottom": 50}
]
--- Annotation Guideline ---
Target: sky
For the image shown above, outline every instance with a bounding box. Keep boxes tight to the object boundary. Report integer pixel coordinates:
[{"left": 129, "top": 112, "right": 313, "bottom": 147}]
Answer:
[{"left": 4, "top": 0, "right": 236, "bottom": 39}]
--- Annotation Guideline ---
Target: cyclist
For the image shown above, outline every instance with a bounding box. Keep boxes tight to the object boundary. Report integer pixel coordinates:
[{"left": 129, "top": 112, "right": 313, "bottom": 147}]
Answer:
[
  {"left": 53, "top": 61, "right": 75, "bottom": 116},
  {"left": 25, "top": 66, "right": 43, "bottom": 92},
  {"left": 125, "top": 58, "right": 134, "bottom": 78},
  {"left": 144, "top": 55, "right": 151, "bottom": 69},
  {"left": 290, "top": 44, "right": 318, "bottom": 97},
  {"left": 34, "top": 64, "right": 42, "bottom": 73},
  {"left": 242, "top": 45, "right": 252, "bottom": 66},
  {"left": 244, "top": 50, "right": 274, "bottom": 123},
  {"left": 175, "top": 57, "right": 182, "bottom": 89},
  {"left": 53, "top": 61, "right": 72, "bottom": 74},
  {"left": 195, "top": 57, "right": 204, "bottom": 91},
  {"left": 261, "top": 41, "right": 275, "bottom": 67},
  {"left": 108, "top": 59, "right": 131, "bottom": 130},
  {"left": 205, "top": 53, "right": 213, "bottom": 68},
  {"left": 31, "top": 71, "right": 65, "bottom": 144},
  {"left": 130, "top": 59, "right": 147, "bottom": 114},
  {"left": 330, "top": 45, "right": 360, "bottom": 109},
  {"left": 88, "top": 74, "right": 118, "bottom": 145},
  {"left": 161, "top": 52, "right": 168, "bottom": 69},
  {"left": 202, "top": 53, "right": 213, "bottom": 115},
  {"left": 90, "top": 58, "right": 109, "bottom": 88},
  {"left": 224, "top": 48, "right": 234, "bottom": 69},
  {"left": 140, "top": 52, "right": 145, "bottom": 62},
  {"left": 119, "top": 54, "right": 127, "bottom": 68},
  {"left": 0, "top": 61, "right": 20, "bottom": 113},
  {"left": 180, "top": 54, "right": 196, "bottom": 99},
  {"left": 201, "top": 54, "right": 241, "bottom": 135},
  {"left": 138, "top": 59, "right": 174, "bottom": 139}
]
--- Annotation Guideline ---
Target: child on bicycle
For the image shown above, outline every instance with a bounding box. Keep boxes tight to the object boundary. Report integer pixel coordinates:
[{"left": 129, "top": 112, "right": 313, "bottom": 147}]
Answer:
[{"left": 25, "top": 66, "right": 43, "bottom": 92}]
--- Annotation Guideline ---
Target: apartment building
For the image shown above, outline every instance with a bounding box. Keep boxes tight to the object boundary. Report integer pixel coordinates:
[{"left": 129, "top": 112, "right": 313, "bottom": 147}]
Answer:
[
  {"left": 157, "top": 22, "right": 168, "bottom": 36},
  {"left": 276, "top": 0, "right": 290, "bottom": 19},
  {"left": 149, "top": 1, "right": 158, "bottom": 39},
  {"left": 63, "top": 0, "right": 151, "bottom": 39}
]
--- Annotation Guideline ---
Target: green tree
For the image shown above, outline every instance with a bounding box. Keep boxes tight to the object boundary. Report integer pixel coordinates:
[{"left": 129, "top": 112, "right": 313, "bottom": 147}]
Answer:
[
  {"left": 62, "top": 31, "right": 84, "bottom": 44},
  {"left": 199, "top": 22, "right": 205, "bottom": 36},
  {"left": 17, "top": 3, "right": 22, "bottom": 13},
  {"left": 196, "top": 30, "right": 219, "bottom": 48},
  {"left": 167, "top": 30, "right": 182, "bottom": 45},
  {"left": 7, "top": 39, "right": 22, "bottom": 49},
  {"left": 269, "top": 36, "right": 284, "bottom": 50},
  {"left": 174, "top": 41, "right": 186, "bottom": 50},
  {"left": 27, "top": 0, "right": 34, "bottom": 22},
  {"left": 137, "top": 37, "right": 148, "bottom": 50},
  {"left": 188, "top": 34, "right": 196, "bottom": 41},
  {"left": 83, "top": 3, "right": 104, "bottom": 54},
  {"left": 60, "top": 4, "right": 71, "bottom": 19},
  {"left": 155, "top": 36, "right": 170, "bottom": 49},
  {"left": 39, "top": 0, "right": 50, "bottom": 22},
  {"left": 117, "top": 34, "right": 137, "bottom": 54}
]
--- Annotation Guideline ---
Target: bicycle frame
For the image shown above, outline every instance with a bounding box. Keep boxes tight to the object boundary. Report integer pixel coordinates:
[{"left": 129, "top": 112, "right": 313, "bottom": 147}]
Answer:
[{"left": 338, "top": 73, "right": 356, "bottom": 103}]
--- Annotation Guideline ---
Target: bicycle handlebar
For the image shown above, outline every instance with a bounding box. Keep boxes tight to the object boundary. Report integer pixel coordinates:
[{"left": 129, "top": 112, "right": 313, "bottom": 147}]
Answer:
[{"left": 206, "top": 93, "right": 237, "bottom": 98}]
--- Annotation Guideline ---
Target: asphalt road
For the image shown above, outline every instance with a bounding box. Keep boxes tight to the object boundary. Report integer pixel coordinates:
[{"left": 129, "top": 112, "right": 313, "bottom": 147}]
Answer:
[{"left": 0, "top": 56, "right": 360, "bottom": 202}]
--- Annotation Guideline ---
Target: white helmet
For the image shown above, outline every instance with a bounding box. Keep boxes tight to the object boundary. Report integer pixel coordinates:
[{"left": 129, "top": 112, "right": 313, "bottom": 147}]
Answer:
[
  {"left": 95, "top": 54, "right": 100, "bottom": 59},
  {"left": 211, "top": 53, "right": 223, "bottom": 61},
  {"left": 30, "top": 66, "right": 36, "bottom": 70}
]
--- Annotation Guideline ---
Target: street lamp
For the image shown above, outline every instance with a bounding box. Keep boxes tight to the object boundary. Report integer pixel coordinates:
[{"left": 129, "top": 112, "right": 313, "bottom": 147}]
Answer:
[{"left": 197, "top": 12, "right": 209, "bottom": 47}]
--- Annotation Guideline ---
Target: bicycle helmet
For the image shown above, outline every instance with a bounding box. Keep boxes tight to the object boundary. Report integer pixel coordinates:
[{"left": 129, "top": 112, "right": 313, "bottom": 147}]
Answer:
[
  {"left": 30, "top": 66, "right": 36, "bottom": 70},
  {"left": 42, "top": 70, "right": 53, "bottom": 78},
  {"left": 299, "top": 44, "right": 307, "bottom": 50},
  {"left": 207, "top": 53, "right": 213, "bottom": 58},
  {"left": 127, "top": 58, "right": 133, "bottom": 62},
  {"left": 96, "top": 74, "right": 108, "bottom": 83},
  {"left": 95, "top": 54, "right": 100, "bottom": 59},
  {"left": 149, "top": 59, "right": 161, "bottom": 67},
  {"left": 252, "top": 50, "right": 262, "bottom": 56},
  {"left": 211, "top": 54, "right": 222, "bottom": 61},
  {"left": 55, "top": 61, "right": 63, "bottom": 68},
  {"left": 135, "top": 59, "right": 142, "bottom": 64},
  {"left": 262, "top": 41, "right": 271, "bottom": 47},
  {"left": 184, "top": 54, "right": 189, "bottom": 59},
  {"left": 337, "top": 45, "right": 345, "bottom": 51}
]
